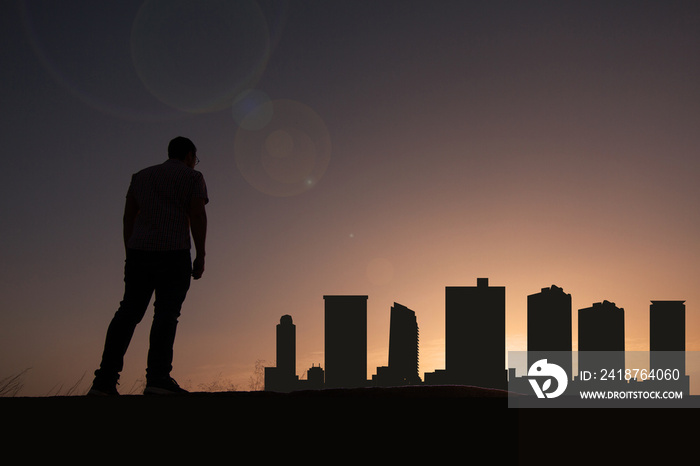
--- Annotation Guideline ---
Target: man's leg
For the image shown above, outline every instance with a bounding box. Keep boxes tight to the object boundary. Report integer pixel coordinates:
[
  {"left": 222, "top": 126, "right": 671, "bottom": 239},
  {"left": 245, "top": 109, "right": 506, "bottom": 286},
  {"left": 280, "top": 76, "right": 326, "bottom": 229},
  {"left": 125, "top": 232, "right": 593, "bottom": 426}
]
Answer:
[
  {"left": 145, "top": 251, "right": 191, "bottom": 384},
  {"left": 92, "top": 251, "right": 154, "bottom": 391}
]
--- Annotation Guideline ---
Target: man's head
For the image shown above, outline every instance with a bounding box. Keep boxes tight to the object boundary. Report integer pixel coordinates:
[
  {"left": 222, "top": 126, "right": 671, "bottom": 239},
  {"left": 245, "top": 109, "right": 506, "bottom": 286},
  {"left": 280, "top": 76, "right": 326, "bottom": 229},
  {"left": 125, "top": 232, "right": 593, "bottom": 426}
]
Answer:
[{"left": 168, "top": 136, "right": 197, "bottom": 168}]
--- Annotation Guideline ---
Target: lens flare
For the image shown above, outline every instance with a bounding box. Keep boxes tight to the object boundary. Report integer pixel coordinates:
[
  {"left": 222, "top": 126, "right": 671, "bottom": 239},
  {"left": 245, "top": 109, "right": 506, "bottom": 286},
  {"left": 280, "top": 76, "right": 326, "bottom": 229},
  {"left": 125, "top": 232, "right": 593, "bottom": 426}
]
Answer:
[
  {"left": 232, "top": 89, "right": 273, "bottom": 131},
  {"left": 234, "top": 99, "right": 331, "bottom": 197},
  {"left": 18, "top": 1, "right": 182, "bottom": 121},
  {"left": 131, "top": 0, "right": 270, "bottom": 113}
]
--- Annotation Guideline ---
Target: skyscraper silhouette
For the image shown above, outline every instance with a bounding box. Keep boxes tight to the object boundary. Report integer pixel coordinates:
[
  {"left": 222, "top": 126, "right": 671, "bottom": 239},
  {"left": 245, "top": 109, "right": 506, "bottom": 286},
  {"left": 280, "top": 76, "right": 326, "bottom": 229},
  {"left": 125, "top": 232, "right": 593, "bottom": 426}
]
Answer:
[
  {"left": 324, "top": 295, "right": 368, "bottom": 389},
  {"left": 578, "top": 300, "right": 625, "bottom": 351},
  {"left": 373, "top": 302, "right": 421, "bottom": 386},
  {"left": 264, "top": 315, "right": 299, "bottom": 392},
  {"left": 276, "top": 315, "right": 296, "bottom": 378},
  {"left": 443, "top": 278, "right": 506, "bottom": 389},
  {"left": 578, "top": 300, "right": 625, "bottom": 377},
  {"left": 527, "top": 285, "right": 572, "bottom": 380},
  {"left": 650, "top": 300, "right": 685, "bottom": 352},
  {"left": 650, "top": 300, "right": 686, "bottom": 377}
]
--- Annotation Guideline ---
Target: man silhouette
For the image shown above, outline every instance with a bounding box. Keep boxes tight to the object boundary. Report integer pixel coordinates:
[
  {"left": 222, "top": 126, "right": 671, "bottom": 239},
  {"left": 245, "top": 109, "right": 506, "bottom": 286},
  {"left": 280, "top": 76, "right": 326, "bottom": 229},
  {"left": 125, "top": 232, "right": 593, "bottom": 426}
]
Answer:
[{"left": 89, "top": 136, "right": 208, "bottom": 395}]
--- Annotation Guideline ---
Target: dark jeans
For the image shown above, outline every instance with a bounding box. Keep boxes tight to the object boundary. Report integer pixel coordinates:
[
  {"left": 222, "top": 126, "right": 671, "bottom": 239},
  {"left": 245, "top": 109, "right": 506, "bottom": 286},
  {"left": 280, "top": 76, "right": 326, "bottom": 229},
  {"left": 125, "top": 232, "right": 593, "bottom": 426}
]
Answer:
[{"left": 95, "top": 249, "right": 192, "bottom": 383}]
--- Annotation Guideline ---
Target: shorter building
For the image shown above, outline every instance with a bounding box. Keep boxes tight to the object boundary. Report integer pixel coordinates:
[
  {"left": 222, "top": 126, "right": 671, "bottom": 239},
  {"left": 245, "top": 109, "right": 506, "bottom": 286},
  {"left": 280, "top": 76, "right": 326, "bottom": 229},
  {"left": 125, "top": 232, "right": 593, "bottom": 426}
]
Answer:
[
  {"left": 578, "top": 300, "right": 625, "bottom": 351},
  {"left": 577, "top": 300, "right": 625, "bottom": 385},
  {"left": 304, "top": 364, "right": 325, "bottom": 390}
]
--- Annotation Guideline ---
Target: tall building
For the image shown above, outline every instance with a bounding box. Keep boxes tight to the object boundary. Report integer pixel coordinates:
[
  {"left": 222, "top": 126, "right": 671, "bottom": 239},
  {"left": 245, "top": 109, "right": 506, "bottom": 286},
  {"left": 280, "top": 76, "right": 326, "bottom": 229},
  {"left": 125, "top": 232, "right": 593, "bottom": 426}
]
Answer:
[
  {"left": 650, "top": 300, "right": 686, "bottom": 376},
  {"left": 373, "top": 303, "right": 421, "bottom": 386},
  {"left": 578, "top": 300, "right": 625, "bottom": 377},
  {"left": 276, "top": 314, "right": 296, "bottom": 379},
  {"left": 324, "top": 295, "right": 368, "bottom": 389},
  {"left": 264, "top": 315, "right": 299, "bottom": 392},
  {"left": 527, "top": 285, "right": 572, "bottom": 380},
  {"left": 444, "top": 278, "right": 506, "bottom": 389},
  {"left": 388, "top": 303, "right": 421, "bottom": 384}
]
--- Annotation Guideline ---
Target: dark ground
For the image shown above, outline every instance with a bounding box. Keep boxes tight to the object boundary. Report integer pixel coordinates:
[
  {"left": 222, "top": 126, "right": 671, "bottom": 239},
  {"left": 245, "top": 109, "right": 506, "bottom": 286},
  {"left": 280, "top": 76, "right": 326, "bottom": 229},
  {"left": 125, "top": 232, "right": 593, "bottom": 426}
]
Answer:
[{"left": 2, "top": 386, "right": 695, "bottom": 463}]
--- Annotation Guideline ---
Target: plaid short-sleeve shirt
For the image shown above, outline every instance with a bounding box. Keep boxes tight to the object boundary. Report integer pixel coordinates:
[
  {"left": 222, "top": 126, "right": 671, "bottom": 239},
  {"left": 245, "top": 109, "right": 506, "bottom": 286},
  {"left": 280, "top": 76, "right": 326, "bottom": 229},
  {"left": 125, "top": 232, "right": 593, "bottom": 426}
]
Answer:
[{"left": 126, "top": 158, "right": 209, "bottom": 251}]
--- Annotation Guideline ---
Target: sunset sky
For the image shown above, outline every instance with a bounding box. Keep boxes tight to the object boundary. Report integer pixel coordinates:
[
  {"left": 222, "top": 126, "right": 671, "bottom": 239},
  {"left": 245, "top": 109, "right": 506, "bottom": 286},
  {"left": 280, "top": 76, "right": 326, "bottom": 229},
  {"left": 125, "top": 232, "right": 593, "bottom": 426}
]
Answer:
[{"left": 2, "top": 0, "right": 699, "bottom": 396}]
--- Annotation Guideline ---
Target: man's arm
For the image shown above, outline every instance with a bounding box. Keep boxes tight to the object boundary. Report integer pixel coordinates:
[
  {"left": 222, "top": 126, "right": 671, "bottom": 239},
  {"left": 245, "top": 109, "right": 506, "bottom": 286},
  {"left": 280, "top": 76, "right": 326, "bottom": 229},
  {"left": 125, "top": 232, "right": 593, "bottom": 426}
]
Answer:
[
  {"left": 123, "top": 195, "right": 139, "bottom": 252},
  {"left": 188, "top": 197, "right": 207, "bottom": 279}
]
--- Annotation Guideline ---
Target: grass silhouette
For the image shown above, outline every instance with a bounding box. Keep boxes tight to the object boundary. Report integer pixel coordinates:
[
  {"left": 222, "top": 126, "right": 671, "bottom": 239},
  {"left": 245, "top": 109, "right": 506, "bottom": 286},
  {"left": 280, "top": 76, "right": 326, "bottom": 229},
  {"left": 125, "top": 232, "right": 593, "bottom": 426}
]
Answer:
[{"left": 0, "top": 368, "right": 30, "bottom": 397}]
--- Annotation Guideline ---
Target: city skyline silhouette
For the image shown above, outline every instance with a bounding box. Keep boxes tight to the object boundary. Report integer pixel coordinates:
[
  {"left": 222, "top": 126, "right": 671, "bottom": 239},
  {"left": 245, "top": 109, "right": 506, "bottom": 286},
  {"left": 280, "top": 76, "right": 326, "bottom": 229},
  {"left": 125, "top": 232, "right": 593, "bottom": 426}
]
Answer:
[
  {"left": 4, "top": 1, "right": 700, "bottom": 399},
  {"left": 264, "top": 278, "right": 694, "bottom": 399},
  {"left": 3, "top": 1, "right": 697, "bottom": 462}
]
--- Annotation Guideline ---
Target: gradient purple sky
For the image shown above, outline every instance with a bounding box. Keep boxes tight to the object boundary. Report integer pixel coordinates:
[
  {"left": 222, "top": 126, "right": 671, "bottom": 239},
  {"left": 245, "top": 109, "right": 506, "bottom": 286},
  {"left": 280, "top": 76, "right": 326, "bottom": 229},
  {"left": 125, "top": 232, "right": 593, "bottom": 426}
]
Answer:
[{"left": 1, "top": 0, "right": 699, "bottom": 396}]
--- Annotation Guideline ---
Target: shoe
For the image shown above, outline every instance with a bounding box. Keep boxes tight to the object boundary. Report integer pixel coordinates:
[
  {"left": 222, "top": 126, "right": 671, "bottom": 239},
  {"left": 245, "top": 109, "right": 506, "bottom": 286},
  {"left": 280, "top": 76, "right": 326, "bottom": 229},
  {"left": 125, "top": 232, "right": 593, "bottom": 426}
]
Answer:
[
  {"left": 87, "top": 379, "right": 119, "bottom": 396},
  {"left": 144, "top": 377, "right": 189, "bottom": 395}
]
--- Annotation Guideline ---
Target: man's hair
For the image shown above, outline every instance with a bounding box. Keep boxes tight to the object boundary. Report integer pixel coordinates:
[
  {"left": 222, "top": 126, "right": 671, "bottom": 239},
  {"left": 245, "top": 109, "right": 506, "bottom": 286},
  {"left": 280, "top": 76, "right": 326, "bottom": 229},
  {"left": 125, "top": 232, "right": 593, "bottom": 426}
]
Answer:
[{"left": 168, "top": 136, "right": 196, "bottom": 160}]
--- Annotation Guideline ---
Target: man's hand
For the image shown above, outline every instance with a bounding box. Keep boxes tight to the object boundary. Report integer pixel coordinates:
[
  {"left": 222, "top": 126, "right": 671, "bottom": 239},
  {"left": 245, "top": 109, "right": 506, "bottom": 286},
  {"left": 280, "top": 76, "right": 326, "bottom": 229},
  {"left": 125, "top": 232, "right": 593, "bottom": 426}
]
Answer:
[{"left": 192, "top": 255, "right": 205, "bottom": 280}]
